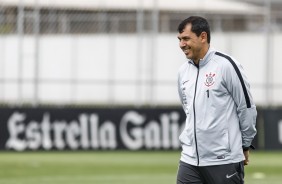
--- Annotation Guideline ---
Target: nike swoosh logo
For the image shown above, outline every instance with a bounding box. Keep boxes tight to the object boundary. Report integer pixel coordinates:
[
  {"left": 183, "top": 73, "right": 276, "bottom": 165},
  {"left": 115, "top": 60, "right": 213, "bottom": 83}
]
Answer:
[{"left": 226, "top": 172, "right": 237, "bottom": 179}]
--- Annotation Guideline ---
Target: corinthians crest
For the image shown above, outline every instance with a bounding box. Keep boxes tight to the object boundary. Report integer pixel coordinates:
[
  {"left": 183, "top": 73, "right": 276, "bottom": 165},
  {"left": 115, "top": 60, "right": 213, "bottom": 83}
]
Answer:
[{"left": 204, "top": 72, "right": 216, "bottom": 87}]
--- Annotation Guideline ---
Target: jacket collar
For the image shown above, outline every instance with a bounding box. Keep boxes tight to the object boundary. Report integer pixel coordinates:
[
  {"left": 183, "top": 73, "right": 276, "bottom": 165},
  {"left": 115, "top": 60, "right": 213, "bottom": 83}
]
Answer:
[{"left": 188, "top": 47, "right": 215, "bottom": 67}]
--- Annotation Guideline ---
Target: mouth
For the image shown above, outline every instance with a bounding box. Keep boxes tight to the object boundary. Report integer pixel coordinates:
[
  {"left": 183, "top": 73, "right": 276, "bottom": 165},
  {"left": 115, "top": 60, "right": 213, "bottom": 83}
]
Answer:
[{"left": 182, "top": 47, "right": 191, "bottom": 55}]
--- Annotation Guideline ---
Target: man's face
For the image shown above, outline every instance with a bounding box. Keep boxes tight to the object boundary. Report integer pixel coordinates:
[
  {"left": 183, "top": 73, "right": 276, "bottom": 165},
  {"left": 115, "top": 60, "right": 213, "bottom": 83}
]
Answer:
[{"left": 177, "top": 24, "right": 204, "bottom": 62}]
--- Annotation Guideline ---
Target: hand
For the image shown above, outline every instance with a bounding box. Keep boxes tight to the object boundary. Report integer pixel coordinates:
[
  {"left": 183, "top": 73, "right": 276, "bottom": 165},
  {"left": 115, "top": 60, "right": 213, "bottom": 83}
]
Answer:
[{"left": 243, "top": 150, "right": 250, "bottom": 166}]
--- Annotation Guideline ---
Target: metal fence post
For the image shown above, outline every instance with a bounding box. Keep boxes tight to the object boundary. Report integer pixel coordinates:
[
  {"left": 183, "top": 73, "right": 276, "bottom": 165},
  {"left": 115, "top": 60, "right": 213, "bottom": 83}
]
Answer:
[{"left": 17, "top": 0, "right": 24, "bottom": 104}]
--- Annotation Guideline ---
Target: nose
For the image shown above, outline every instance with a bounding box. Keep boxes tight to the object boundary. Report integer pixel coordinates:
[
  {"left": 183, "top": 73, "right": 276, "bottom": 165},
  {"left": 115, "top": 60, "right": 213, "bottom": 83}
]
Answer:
[{"left": 179, "top": 40, "right": 186, "bottom": 48}]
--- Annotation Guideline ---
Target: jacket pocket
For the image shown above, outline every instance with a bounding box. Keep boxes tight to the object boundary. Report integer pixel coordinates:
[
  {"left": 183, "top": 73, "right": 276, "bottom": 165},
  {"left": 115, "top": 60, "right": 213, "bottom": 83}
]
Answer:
[
  {"left": 221, "top": 130, "right": 231, "bottom": 152},
  {"left": 179, "top": 129, "right": 196, "bottom": 158},
  {"left": 200, "top": 129, "right": 230, "bottom": 159}
]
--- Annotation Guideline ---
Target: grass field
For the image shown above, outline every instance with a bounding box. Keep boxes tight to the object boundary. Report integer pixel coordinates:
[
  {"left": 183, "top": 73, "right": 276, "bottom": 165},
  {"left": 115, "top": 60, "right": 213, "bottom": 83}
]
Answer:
[{"left": 0, "top": 151, "right": 281, "bottom": 184}]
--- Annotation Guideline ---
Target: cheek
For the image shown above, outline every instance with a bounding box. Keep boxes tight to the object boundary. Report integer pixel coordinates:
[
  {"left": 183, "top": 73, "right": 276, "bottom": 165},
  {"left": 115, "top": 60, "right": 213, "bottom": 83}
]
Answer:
[
  {"left": 193, "top": 42, "right": 202, "bottom": 50},
  {"left": 179, "top": 41, "right": 187, "bottom": 47}
]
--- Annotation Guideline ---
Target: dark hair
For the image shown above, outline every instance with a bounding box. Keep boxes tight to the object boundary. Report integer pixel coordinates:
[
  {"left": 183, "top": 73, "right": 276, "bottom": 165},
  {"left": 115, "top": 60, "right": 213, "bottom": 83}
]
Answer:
[{"left": 177, "top": 16, "right": 211, "bottom": 43}]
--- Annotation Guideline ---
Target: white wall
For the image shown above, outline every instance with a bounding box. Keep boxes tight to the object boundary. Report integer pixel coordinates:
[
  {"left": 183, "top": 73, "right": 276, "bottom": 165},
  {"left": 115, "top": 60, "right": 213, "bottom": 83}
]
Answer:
[{"left": 0, "top": 33, "right": 281, "bottom": 106}]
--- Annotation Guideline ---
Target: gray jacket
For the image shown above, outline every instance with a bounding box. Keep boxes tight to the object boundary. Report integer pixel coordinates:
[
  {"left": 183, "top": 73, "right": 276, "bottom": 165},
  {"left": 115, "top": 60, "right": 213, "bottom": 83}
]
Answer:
[{"left": 178, "top": 47, "right": 257, "bottom": 166}]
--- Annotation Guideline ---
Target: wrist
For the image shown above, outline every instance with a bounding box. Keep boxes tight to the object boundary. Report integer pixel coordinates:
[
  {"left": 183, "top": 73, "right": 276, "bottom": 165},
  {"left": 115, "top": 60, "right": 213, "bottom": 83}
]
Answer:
[
  {"left": 242, "top": 144, "right": 255, "bottom": 151},
  {"left": 242, "top": 147, "right": 249, "bottom": 151}
]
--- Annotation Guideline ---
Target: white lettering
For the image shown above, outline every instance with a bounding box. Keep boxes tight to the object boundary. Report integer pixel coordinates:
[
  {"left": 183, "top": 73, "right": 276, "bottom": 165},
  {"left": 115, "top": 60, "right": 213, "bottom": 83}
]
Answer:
[
  {"left": 100, "top": 121, "right": 116, "bottom": 149},
  {"left": 4, "top": 110, "right": 184, "bottom": 151},
  {"left": 5, "top": 112, "right": 27, "bottom": 151},
  {"left": 80, "top": 114, "right": 89, "bottom": 149},
  {"left": 144, "top": 121, "right": 160, "bottom": 149},
  {"left": 53, "top": 121, "right": 67, "bottom": 150},
  {"left": 120, "top": 111, "right": 184, "bottom": 150},
  {"left": 26, "top": 121, "right": 41, "bottom": 150},
  {"left": 120, "top": 111, "right": 145, "bottom": 150},
  {"left": 66, "top": 121, "right": 80, "bottom": 149},
  {"left": 160, "top": 114, "right": 170, "bottom": 149},
  {"left": 41, "top": 114, "right": 52, "bottom": 150},
  {"left": 90, "top": 114, "right": 99, "bottom": 149}
]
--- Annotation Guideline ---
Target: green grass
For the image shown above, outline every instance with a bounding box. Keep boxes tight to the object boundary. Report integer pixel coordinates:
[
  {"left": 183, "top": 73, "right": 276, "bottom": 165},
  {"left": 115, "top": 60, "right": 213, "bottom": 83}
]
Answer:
[{"left": 0, "top": 151, "right": 281, "bottom": 184}]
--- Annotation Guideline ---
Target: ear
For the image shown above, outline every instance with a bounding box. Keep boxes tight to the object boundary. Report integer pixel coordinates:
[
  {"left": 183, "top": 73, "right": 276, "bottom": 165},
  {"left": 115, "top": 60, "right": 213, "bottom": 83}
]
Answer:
[{"left": 200, "top": 32, "right": 208, "bottom": 43}]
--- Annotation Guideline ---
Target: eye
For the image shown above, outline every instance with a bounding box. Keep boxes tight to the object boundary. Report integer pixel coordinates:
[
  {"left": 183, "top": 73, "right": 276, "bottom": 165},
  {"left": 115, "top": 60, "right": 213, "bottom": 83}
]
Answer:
[{"left": 183, "top": 37, "right": 190, "bottom": 41}]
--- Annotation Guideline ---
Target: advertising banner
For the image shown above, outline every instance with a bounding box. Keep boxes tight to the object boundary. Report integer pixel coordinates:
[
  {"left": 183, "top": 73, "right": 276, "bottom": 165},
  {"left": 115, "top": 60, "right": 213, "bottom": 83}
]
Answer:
[
  {"left": 0, "top": 106, "right": 278, "bottom": 151},
  {"left": 0, "top": 107, "right": 185, "bottom": 151},
  {"left": 263, "top": 109, "right": 282, "bottom": 150}
]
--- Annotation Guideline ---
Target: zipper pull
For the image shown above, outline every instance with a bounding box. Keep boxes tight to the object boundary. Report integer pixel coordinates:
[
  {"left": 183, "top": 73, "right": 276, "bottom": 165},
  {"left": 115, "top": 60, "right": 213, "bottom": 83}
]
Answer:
[{"left": 206, "top": 89, "right": 209, "bottom": 98}]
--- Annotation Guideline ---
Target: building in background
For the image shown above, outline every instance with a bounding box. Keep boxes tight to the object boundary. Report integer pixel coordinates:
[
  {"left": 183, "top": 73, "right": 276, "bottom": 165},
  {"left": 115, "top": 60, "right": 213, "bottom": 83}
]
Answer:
[
  {"left": 0, "top": 0, "right": 265, "bottom": 34},
  {"left": 0, "top": 0, "right": 281, "bottom": 106},
  {"left": 239, "top": 0, "right": 282, "bottom": 32}
]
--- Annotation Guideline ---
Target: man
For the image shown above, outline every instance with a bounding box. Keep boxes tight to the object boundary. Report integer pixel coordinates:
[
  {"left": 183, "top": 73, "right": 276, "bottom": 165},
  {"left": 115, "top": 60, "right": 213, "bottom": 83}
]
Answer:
[{"left": 176, "top": 16, "right": 257, "bottom": 184}]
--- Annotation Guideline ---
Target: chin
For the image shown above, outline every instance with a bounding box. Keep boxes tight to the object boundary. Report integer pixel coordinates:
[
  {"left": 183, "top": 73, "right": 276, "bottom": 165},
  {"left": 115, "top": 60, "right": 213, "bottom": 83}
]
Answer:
[{"left": 185, "top": 55, "right": 191, "bottom": 59}]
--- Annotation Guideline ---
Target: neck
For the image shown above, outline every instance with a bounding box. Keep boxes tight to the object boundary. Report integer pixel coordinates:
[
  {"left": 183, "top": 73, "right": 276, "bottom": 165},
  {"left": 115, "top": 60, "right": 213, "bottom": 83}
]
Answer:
[{"left": 193, "top": 44, "right": 210, "bottom": 65}]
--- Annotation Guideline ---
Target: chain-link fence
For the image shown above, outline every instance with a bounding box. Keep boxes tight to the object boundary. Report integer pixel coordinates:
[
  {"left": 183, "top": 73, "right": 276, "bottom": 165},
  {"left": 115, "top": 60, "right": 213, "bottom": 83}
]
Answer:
[{"left": 0, "top": 0, "right": 281, "bottom": 106}]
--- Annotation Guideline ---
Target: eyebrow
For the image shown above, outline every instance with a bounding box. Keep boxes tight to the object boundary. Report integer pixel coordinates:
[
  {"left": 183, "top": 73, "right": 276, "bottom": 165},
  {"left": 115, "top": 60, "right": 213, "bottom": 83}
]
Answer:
[{"left": 177, "top": 36, "right": 190, "bottom": 40}]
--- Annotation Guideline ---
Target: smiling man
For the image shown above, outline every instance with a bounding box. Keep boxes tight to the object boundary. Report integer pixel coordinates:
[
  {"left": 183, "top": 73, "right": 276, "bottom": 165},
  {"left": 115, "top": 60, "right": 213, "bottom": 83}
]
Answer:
[{"left": 176, "top": 16, "right": 257, "bottom": 184}]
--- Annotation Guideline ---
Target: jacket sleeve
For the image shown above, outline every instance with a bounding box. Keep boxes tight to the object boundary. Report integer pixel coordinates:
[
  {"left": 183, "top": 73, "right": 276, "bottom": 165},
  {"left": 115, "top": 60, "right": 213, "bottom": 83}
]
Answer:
[{"left": 223, "top": 59, "right": 257, "bottom": 148}]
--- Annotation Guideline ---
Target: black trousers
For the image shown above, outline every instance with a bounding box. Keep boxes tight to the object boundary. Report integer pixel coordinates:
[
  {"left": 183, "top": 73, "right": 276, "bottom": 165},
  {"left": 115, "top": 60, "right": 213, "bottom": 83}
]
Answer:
[{"left": 177, "top": 161, "right": 244, "bottom": 184}]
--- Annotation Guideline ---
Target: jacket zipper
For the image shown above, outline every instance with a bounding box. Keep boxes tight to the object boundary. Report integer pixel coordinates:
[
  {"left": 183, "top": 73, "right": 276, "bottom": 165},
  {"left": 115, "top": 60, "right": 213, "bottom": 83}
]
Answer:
[{"left": 193, "top": 65, "right": 200, "bottom": 166}]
